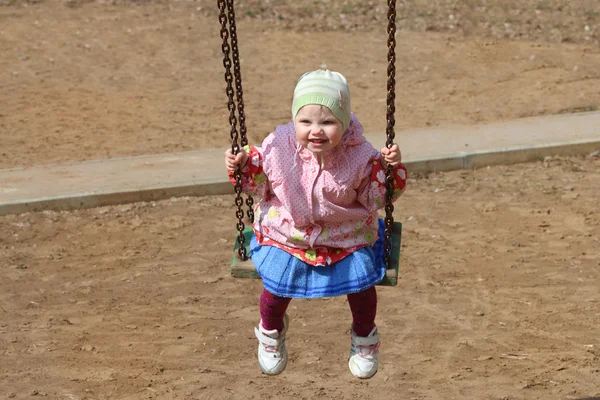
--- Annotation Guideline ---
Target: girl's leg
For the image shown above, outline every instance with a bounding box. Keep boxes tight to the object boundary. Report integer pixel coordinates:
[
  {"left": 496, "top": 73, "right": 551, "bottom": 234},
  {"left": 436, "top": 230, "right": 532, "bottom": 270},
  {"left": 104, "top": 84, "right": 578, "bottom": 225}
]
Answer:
[
  {"left": 347, "top": 286, "right": 379, "bottom": 379},
  {"left": 256, "top": 288, "right": 291, "bottom": 375},
  {"left": 259, "top": 288, "right": 292, "bottom": 332},
  {"left": 347, "top": 286, "right": 377, "bottom": 336}
]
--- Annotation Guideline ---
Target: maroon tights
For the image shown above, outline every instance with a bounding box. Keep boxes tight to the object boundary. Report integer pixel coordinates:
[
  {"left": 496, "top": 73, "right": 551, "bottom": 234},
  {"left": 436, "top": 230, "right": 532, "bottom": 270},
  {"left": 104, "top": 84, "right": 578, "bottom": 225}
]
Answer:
[{"left": 259, "top": 286, "right": 377, "bottom": 337}]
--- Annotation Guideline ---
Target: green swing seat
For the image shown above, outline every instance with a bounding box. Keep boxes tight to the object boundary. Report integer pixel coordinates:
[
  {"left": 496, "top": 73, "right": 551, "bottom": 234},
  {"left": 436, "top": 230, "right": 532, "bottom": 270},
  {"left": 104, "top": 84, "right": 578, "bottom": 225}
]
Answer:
[{"left": 231, "top": 222, "right": 402, "bottom": 286}]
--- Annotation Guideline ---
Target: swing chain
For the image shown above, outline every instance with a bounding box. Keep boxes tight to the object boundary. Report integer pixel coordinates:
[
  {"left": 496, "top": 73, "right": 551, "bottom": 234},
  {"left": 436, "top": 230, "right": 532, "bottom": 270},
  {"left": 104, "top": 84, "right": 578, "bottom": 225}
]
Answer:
[
  {"left": 383, "top": 0, "right": 397, "bottom": 268},
  {"left": 224, "top": 0, "right": 254, "bottom": 223},
  {"left": 226, "top": 0, "right": 248, "bottom": 148},
  {"left": 218, "top": 0, "right": 240, "bottom": 157},
  {"left": 218, "top": 0, "right": 248, "bottom": 260}
]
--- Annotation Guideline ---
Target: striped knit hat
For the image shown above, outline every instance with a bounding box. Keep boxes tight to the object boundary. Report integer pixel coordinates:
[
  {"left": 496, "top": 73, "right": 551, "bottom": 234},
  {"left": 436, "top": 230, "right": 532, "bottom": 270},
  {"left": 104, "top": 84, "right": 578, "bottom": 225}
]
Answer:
[{"left": 291, "top": 69, "right": 351, "bottom": 131}]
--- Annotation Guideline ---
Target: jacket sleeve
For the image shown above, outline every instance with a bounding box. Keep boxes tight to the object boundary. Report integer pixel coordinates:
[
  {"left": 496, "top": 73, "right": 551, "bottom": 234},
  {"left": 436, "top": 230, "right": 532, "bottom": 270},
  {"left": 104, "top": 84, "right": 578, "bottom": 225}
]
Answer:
[
  {"left": 228, "top": 144, "right": 270, "bottom": 197},
  {"left": 356, "top": 155, "right": 408, "bottom": 212}
]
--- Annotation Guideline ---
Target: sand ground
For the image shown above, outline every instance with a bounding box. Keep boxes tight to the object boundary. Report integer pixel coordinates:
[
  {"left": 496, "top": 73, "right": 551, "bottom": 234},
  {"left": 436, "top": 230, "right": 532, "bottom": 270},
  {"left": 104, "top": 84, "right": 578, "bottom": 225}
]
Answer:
[{"left": 1, "top": 1, "right": 599, "bottom": 399}]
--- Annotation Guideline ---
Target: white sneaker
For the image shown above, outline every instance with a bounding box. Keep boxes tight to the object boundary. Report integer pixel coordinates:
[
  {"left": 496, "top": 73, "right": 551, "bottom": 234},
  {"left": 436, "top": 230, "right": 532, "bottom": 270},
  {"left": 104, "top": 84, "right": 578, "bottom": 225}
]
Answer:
[
  {"left": 348, "top": 326, "right": 380, "bottom": 379},
  {"left": 254, "top": 314, "right": 289, "bottom": 375}
]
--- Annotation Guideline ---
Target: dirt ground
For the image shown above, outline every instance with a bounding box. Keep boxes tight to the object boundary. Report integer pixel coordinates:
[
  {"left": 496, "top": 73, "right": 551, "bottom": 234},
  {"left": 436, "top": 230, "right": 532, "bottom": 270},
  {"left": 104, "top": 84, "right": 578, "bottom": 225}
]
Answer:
[
  {"left": 1, "top": 1, "right": 600, "bottom": 399},
  {"left": 1, "top": 0, "right": 599, "bottom": 169}
]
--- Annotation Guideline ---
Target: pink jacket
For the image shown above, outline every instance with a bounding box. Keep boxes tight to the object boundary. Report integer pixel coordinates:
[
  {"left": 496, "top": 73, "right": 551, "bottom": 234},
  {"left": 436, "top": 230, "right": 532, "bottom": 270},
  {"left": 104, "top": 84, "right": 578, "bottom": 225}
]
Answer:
[{"left": 234, "top": 114, "right": 407, "bottom": 254}]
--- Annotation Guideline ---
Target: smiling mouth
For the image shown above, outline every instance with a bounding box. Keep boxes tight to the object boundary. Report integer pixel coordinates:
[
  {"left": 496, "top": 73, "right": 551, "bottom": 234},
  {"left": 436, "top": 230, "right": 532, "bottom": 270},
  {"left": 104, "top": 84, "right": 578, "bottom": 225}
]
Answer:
[{"left": 309, "top": 139, "right": 328, "bottom": 143}]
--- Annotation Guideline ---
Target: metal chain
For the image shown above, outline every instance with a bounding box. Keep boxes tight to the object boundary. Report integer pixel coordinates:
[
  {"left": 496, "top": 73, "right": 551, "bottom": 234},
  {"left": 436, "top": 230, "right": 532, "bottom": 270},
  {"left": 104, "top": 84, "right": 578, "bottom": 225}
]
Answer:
[
  {"left": 218, "top": 0, "right": 247, "bottom": 260},
  {"left": 383, "top": 0, "right": 397, "bottom": 268},
  {"left": 226, "top": 0, "right": 247, "bottom": 148},
  {"left": 225, "top": 0, "right": 254, "bottom": 223}
]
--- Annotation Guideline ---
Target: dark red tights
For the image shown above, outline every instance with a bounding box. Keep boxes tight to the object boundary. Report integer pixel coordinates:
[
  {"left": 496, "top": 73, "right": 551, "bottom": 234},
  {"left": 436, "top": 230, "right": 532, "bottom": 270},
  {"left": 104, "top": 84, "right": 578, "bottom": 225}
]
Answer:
[{"left": 259, "top": 286, "right": 377, "bottom": 337}]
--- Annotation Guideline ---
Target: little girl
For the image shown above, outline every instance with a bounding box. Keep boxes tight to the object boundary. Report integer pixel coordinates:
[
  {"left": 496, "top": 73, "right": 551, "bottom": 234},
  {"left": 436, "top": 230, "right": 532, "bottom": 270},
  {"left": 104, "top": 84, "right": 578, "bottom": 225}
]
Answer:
[{"left": 225, "top": 69, "right": 407, "bottom": 379}]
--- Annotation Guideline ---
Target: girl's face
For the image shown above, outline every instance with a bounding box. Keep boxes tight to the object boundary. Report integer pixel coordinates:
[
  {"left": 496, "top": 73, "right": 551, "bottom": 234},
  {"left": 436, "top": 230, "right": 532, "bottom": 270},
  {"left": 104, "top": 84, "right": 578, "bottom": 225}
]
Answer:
[{"left": 294, "top": 105, "right": 344, "bottom": 155}]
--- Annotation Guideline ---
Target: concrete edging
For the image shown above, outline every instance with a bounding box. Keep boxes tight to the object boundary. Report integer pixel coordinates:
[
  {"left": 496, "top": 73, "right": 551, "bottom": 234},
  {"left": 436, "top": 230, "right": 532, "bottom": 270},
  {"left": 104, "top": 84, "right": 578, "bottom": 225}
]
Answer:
[
  {"left": 0, "top": 182, "right": 233, "bottom": 216},
  {"left": 406, "top": 138, "right": 600, "bottom": 173},
  {"left": 1, "top": 138, "right": 598, "bottom": 216},
  {"left": 1, "top": 112, "right": 599, "bottom": 216}
]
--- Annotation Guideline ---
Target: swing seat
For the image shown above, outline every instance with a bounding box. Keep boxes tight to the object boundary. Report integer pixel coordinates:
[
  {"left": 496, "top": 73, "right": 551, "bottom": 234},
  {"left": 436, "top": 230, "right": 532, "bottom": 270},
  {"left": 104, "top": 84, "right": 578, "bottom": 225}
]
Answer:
[{"left": 230, "top": 221, "right": 402, "bottom": 286}]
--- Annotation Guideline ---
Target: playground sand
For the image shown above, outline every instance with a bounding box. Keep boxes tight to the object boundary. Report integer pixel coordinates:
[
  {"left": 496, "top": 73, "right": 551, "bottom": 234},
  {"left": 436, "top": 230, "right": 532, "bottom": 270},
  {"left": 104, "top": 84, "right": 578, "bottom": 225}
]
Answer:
[
  {"left": 1, "top": 1, "right": 599, "bottom": 399},
  {"left": 0, "top": 1, "right": 599, "bottom": 169},
  {"left": 2, "top": 156, "right": 599, "bottom": 399}
]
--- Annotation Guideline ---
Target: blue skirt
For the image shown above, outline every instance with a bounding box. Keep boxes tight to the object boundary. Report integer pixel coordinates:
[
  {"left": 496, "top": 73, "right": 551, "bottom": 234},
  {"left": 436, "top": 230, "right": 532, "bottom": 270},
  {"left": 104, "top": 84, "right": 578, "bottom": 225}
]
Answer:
[{"left": 250, "top": 219, "right": 388, "bottom": 299}]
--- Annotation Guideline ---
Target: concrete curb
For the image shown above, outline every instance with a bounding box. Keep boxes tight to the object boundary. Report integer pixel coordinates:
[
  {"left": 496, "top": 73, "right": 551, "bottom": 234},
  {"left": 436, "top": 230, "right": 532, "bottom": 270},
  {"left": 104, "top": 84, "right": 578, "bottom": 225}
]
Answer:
[
  {"left": 0, "top": 182, "right": 233, "bottom": 216},
  {"left": 1, "top": 139, "right": 598, "bottom": 216},
  {"left": 1, "top": 112, "right": 599, "bottom": 216},
  {"left": 406, "top": 138, "right": 600, "bottom": 173}
]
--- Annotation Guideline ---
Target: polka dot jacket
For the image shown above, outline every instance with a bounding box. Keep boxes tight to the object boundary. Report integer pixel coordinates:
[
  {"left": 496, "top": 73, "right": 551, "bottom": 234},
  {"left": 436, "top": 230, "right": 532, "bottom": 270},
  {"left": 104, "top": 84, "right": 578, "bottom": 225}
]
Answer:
[{"left": 228, "top": 113, "right": 408, "bottom": 266}]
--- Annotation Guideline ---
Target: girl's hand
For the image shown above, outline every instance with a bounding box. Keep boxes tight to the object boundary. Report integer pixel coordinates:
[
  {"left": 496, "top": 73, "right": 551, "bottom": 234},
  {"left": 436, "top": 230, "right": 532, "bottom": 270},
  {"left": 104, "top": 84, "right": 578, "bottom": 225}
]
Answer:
[
  {"left": 225, "top": 148, "right": 248, "bottom": 171},
  {"left": 380, "top": 144, "right": 402, "bottom": 168}
]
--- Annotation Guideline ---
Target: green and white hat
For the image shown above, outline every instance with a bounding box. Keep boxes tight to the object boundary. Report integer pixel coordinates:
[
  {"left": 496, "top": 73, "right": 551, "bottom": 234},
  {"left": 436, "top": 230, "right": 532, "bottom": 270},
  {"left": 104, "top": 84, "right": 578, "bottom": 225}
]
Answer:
[{"left": 291, "top": 69, "right": 351, "bottom": 131}]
